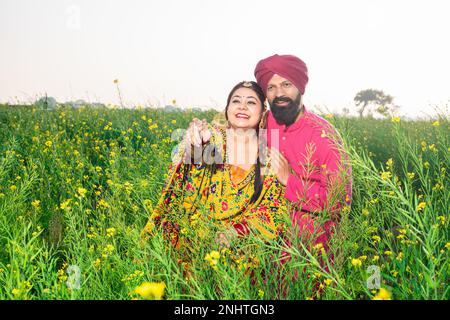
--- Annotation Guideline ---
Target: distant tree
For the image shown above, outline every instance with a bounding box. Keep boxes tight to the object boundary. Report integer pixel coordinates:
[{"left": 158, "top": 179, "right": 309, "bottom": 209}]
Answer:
[
  {"left": 36, "top": 94, "right": 57, "bottom": 110},
  {"left": 354, "top": 89, "right": 396, "bottom": 118}
]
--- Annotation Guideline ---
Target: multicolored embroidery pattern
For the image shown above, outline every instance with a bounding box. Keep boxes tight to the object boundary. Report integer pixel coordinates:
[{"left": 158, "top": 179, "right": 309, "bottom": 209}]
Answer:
[{"left": 142, "top": 124, "right": 288, "bottom": 248}]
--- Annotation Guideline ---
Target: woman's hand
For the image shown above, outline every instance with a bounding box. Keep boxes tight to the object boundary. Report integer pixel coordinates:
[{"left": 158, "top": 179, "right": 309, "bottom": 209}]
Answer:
[{"left": 186, "top": 118, "right": 211, "bottom": 147}]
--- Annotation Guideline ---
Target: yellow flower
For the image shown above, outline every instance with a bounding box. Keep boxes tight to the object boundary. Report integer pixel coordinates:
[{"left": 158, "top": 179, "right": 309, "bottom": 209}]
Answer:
[
  {"left": 205, "top": 250, "right": 221, "bottom": 267},
  {"left": 123, "top": 182, "right": 133, "bottom": 194},
  {"left": 324, "top": 278, "right": 333, "bottom": 286},
  {"left": 432, "top": 120, "right": 440, "bottom": 126},
  {"left": 437, "top": 216, "right": 446, "bottom": 225},
  {"left": 106, "top": 227, "right": 116, "bottom": 237},
  {"left": 407, "top": 172, "right": 415, "bottom": 180},
  {"left": 45, "top": 140, "right": 52, "bottom": 147},
  {"left": 98, "top": 199, "right": 109, "bottom": 208},
  {"left": 445, "top": 242, "right": 450, "bottom": 250},
  {"left": 372, "top": 288, "right": 392, "bottom": 300},
  {"left": 421, "top": 141, "right": 427, "bottom": 151},
  {"left": 171, "top": 119, "right": 177, "bottom": 125},
  {"left": 31, "top": 200, "right": 41, "bottom": 208},
  {"left": 102, "top": 244, "right": 114, "bottom": 258},
  {"left": 258, "top": 289, "right": 264, "bottom": 298},
  {"left": 386, "top": 158, "right": 393, "bottom": 169},
  {"left": 432, "top": 183, "right": 443, "bottom": 191},
  {"left": 416, "top": 202, "right": 426, "bottom": 211},
  {"left": 77, "top": 187, "right": 87, "bottom": 197},
  {"left": 396, "top": 234, "right": 405, "bottom": 240},
  {"left": 12, "top": 288, "right": 21, "bottom": 296},
  {"left": 134, "top": 282, "right": 165, "bottom": 300},
  {"left": 380, "top": 171, "right": 392, "bottom": 181},
  {"left": 93, "top": 258, "right": 101, "bottom": 268},
  {"left": 372, "top": 255, "right": 380, "bottom": 262},
  {"left": 391, "top": 116, "right": 400, "bottom": 123},
  {"left": 60, "top": 199, "right": 72, "bottom": 210},
  {"left": 313, "top": 243, "right": 324, "bottom": 251},
  {"left": 351, "top": 258, "right": 362, "bottom": 267}
]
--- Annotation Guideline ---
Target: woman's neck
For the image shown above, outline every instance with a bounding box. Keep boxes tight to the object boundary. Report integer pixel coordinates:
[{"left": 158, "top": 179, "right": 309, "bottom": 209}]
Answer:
[{"left": 226, "top": 127, "right": 259, "bottom": 169}]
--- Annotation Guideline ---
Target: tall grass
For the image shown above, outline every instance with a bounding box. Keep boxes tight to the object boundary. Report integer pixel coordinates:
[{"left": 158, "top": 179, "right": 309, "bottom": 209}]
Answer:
[{"left": 0, "top": 105, "right": 448, "bottom": 300}]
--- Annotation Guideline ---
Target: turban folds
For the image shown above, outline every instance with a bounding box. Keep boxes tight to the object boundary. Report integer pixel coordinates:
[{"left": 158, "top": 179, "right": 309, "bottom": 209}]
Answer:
[{"left": 254, "top": 54, "right": 309, "bottom": 95}]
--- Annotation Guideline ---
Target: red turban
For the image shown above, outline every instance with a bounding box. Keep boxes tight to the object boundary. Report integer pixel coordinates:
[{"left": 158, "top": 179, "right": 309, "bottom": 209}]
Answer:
[{"left": 254, "top": 54, "right": 309, "bottom": 95}]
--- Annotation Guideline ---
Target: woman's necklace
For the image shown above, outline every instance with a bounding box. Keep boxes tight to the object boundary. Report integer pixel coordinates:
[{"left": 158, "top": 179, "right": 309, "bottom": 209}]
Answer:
[{"left": 225, "top": 133, "right": 257, "bottom": 187}]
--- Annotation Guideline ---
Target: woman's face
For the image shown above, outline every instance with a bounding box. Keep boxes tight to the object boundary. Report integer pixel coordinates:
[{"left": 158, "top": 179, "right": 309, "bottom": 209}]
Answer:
[{"left": 226, "top": 87, "right": 263, "bottom": 130}]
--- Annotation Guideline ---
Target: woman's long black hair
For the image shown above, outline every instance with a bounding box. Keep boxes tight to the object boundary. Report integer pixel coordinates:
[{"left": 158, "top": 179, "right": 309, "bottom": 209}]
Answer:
[{"left": 224, "top": 81, "right": 266, "bottom": 204}]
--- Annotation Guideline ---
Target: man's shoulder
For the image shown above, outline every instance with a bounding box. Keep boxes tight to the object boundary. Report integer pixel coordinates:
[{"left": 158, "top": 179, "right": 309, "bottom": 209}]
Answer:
[
  {"left": 303, "top": 111, "right": 337, "bottom": 136},
  {"left": 302, "top": 111, "right": 345, "bottom": 155},
  {"left": 266, "top": 109, "right": 338, "bottom": 137}
]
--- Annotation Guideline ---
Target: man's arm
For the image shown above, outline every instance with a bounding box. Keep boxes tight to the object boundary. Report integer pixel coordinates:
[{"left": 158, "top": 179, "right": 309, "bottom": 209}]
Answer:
[{"left": 285, "top": 136, "right": 350, "bottom": 214}]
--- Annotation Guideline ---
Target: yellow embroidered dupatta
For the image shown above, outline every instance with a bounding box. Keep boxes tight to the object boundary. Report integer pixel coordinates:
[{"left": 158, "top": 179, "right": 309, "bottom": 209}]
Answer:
[{"left": 141, "top": 124, "right": 288, "bottom": 247}]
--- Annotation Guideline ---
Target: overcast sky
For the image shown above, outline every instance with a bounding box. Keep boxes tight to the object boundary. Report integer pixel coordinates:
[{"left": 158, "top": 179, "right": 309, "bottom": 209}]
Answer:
[{"left": 1, "top": 0, "right": 449, "bottom": 118}]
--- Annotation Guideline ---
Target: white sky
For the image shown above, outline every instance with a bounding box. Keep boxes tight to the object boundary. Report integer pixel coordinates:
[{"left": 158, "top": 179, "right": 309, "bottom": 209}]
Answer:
[{"left": 1, "top": 0, "right": 449, "bottom": 118}]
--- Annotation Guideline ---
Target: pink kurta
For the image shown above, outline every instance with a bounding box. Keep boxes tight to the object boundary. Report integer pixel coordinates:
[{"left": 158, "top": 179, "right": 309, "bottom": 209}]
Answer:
[{"left": 266, "top": 107, "right": 352, "bottom": 250}]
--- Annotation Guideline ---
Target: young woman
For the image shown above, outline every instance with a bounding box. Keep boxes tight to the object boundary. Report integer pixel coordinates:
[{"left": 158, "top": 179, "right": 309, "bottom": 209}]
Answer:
[{"left": 141, "top": 81, "right": 289, "bottom": 252}]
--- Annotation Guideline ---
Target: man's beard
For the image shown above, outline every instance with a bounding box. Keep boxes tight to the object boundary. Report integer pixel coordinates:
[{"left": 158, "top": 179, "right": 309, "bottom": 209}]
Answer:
[{"left": 269, "top": 93, "right": 302, "bottom": 126}]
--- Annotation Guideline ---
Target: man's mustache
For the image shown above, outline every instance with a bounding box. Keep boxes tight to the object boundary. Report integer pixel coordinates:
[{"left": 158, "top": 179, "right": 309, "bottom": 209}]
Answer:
[{"left": 273, "top": 97, "right": 293, "bottom": 104}]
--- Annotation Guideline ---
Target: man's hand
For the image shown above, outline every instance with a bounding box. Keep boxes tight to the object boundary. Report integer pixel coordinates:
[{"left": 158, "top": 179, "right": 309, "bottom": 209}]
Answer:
[
  {"left": 185, "top": 118, "right": 211, "bottom": 147},
  {"left": 269, "top": 148, "right": 291, "bottom": 186}
]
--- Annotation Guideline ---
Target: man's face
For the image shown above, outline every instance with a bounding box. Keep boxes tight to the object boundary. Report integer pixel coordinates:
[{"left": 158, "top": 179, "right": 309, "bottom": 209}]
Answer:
[{"left": 266, "top": 74, "right": 302, "bottom": 126}]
